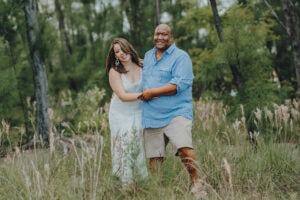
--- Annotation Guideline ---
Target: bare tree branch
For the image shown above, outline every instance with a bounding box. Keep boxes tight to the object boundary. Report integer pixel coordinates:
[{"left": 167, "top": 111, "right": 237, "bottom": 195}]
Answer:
[{"left": 263, "top": 0, "right": 286, "bottom": 29}]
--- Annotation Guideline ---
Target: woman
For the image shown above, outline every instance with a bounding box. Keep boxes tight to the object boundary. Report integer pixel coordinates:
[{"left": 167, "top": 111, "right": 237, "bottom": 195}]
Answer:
[{"left": 105, "top": 38, "right": 147, "bottom": 185}]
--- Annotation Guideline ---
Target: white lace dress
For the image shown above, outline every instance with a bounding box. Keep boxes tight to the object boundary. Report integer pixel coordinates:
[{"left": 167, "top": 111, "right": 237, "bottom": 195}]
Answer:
[{"left": 108, "top": 73, "right": 148, "bottom": 184}]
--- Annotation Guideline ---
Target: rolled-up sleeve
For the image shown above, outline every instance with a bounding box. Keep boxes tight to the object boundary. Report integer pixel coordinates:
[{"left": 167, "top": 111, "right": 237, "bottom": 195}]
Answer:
[{"left": 169, "top": 54, "right": 194, "bottom": 94}]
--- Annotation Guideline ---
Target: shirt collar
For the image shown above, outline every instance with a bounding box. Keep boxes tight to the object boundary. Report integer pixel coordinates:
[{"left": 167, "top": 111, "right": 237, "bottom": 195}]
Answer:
[{"left": 152, "top": 43, "right": 176, "bottom": 55}]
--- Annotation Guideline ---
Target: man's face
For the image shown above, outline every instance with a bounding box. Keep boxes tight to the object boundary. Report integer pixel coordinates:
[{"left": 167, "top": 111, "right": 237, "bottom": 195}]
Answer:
[{"left": 154, "top": 25, "right": 173, "bottom": 51}]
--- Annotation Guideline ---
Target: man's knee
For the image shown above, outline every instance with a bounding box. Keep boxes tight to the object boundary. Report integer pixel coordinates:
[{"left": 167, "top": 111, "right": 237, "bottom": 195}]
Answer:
[
  {"left": 149, "top": 157, "right": 164, "bottom": 174},
  {"left": 177, "top": 147, "right": 196, "bottom": 160},
  {"left": 150, "top": 157, "right": 164, "bottom": 163}
]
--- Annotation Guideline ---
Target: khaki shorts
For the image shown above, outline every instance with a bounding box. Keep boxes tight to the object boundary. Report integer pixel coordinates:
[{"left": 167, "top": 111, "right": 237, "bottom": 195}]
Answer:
[{"left": 143, "top": 116, "right": 193, "bottom": 158}]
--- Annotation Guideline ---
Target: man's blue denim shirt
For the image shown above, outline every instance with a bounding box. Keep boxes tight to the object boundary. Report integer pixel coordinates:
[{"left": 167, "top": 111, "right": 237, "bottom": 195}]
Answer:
[{"left": 142, "top": 43, "right": 194, "bottom": 128}]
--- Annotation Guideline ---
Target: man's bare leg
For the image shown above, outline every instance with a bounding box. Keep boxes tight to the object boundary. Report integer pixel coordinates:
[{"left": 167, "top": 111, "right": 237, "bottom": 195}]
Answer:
[
  {"left": 149, "top": 157, "right": 164, "bottom": 174},
  {"left": 177, "top": 147, "right": 207, "bottom": 198}
]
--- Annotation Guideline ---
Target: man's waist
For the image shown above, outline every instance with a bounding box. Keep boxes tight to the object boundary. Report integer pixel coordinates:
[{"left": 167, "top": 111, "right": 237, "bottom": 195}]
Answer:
[{"left": 142, "top": 113, "right": 193, "bottom": 128}]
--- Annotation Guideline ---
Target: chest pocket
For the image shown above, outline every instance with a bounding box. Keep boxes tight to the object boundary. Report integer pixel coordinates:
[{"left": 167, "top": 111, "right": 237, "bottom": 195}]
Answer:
[{"left": 156, "top": 65, "right": 172, "bottom": 83}]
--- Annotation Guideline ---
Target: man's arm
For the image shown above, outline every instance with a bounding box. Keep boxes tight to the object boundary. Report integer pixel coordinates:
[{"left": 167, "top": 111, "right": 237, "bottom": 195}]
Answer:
[{"left": 139, "top": 83, "right": 177, "bottom": 101}]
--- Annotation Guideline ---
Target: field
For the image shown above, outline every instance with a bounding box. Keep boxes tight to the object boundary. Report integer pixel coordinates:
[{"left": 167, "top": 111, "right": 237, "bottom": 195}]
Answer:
[{"left": 0, "top": 95, "right": 299, "bottom": 200}]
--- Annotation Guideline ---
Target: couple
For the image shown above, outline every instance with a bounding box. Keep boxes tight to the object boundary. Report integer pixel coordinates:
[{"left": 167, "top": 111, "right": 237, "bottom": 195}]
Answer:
[{"left": 106, "top": 24, "right": 206, "bottom": 196}]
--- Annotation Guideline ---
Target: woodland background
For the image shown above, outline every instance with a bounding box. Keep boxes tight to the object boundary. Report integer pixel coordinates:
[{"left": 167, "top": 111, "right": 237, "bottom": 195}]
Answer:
[{"left": 0, "top": 0, "right": 300, "bottom": 145}]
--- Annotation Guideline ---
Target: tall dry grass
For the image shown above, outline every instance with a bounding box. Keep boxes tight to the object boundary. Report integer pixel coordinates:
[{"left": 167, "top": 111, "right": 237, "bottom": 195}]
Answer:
[
  {"left": 192, "top": 97, "right": 299, "bottom": 199},
  {"left": 0, "top": 89, "right": 299, "bottom": 199}
]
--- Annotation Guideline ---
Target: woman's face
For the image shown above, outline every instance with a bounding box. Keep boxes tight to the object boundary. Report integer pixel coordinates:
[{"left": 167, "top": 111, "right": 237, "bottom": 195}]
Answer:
[{"left": 113, "top": 43, "right": 131, "bottom": 62}]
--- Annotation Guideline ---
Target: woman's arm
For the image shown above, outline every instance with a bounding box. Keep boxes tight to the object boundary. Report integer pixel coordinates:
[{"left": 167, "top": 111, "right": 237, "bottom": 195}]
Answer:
[{"left": 109, "top": 68, "right": 141, "bottom": 102}]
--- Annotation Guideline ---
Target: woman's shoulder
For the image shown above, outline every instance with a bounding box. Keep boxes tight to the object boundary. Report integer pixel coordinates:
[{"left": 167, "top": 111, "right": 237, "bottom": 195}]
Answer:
[{"left": 109, "top": 68, "right": 122, "bottom": 78}]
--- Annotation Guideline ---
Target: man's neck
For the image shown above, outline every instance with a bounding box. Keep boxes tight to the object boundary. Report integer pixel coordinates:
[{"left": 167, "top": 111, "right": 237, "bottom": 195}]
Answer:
[{"left": 156, "top": 50, "right": 164, "bottom": 61}]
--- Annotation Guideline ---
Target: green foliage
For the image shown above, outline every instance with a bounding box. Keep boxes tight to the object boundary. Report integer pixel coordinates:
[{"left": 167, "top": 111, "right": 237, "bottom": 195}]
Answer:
[
  {"left": 0, "top": 38, "right": 32, "bottom": 126},
  {"left": 0, "top": 41, "right": 15, "bottom": 107},
  {"left": 119, "top": 0, "right": 155, "bottom": 55},
  {"left": 184, "top": 3, "right": 292, "bottom": 132},
  {"left": 0, "top": 0, "right": 24, "bottom": 43},
  {"left": 50, "top": 86, "right": 108, "bottom": 137},
  {"left": 0, "top": 1, "right": 32, "bottom": 128},
  {"left": 248, "top": 0, "right": 297, "bottom": 84}
]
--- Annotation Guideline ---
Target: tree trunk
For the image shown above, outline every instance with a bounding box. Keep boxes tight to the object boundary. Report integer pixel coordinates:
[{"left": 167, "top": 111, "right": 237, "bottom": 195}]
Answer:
[
  {"left": 24, "top": 0, "right": 50, "bottom": 143},
  {"left": 54, "top": 0, "right": 72, "bottom": 56},
  {"left": 281, "top": 0, "right": 300, "bottom": 96},
  {"left": 209, "top": 0, "right": 223, "bottom": 42},
  {"left": 155, "top": 0, "right": 160, "bottom": 26}
]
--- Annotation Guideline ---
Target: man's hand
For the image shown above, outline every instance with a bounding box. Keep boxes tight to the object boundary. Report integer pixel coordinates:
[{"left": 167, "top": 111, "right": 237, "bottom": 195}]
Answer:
[
  {"left": 138, "top": 88, "right": 155, "bottom": 101},
  {"left": 138, "top": 84, "right": 177, "bottom": 101}
]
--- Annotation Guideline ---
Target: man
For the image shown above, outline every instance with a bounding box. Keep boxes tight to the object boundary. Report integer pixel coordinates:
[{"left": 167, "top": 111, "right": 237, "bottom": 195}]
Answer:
[{"left": 139, "top": 24, "right": 207, "bottom": 197}]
